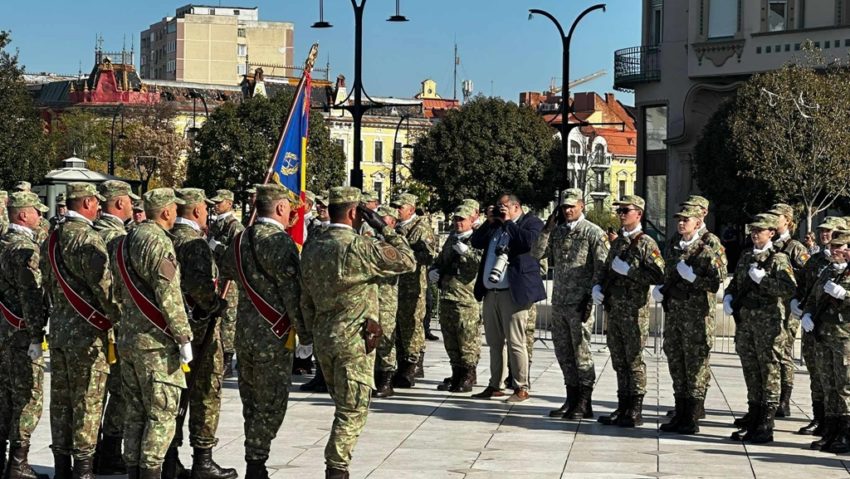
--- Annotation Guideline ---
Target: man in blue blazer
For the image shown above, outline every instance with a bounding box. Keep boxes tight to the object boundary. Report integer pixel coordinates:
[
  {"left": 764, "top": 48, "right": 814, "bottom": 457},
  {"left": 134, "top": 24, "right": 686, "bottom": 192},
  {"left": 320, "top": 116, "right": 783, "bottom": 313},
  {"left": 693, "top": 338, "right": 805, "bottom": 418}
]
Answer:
[{"left": 469, "top": 193, "right": 546, "bottom": 402}]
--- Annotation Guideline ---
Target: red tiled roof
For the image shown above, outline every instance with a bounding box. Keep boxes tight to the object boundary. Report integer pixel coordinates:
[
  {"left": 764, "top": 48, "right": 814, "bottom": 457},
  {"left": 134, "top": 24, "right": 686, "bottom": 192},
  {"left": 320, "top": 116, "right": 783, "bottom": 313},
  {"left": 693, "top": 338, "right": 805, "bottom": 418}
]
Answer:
[
  {"left": 421, "top": 98, "right": 460, "bottom": 119},
  {"left": 589, "top": 127, "right": 636, "bottom": 157}
]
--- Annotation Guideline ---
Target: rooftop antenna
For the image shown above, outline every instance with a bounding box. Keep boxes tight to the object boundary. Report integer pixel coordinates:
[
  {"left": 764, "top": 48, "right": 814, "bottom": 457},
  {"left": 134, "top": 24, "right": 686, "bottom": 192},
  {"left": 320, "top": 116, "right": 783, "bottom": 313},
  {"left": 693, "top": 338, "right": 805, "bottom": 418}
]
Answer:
[{"left": 453, "top": 40, "right": 459, "bottom": 101}]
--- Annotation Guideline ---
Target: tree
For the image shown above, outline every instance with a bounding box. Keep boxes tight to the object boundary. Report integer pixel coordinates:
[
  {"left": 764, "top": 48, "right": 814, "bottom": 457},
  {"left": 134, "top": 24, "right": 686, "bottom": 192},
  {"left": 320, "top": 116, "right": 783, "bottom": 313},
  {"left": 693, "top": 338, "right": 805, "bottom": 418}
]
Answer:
[
  {"left": 120, "top": 103, "right": 188, "bottom": 190},
  {"left": 411, "top": 96, "right": 557, "bottom": 213},
  {"left": 0, "top": 31, "right": 52, "bottom": 188},
  {"left": 46, "top": 109, "right": 112, "bottom": 167}
]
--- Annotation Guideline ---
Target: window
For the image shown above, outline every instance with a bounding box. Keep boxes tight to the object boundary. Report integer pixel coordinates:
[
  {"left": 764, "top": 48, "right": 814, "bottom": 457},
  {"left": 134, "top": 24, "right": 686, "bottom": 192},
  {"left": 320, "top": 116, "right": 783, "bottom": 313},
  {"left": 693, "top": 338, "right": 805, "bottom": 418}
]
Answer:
[
  {"left": 238, "top": 28, "right": 246, "bottom": 38},
  {"left": 237, "top": 64, "right": 247, "bottom": 76},
  {"left": 210, "top": 8, "right": 216, "bottom": 15},
  {"left": 645, "top": 106, "right": 668, "bottom": 151},
  {"left": 570, "top": 140, "right": 582, "bottom": 155},
  {"left": 373, "top": 181, "right": 383, "bottom": 203},
  {"left": 649, "top": 0, "right": 663, "bottom": 45},
  {"left": 768, "top": 1, "right": 787, "bottom": 31},
  {"left": 237, "top": 44, "right": 248, "bottom": 57},
  {"left": 335, "top": 139, "right": 345, "bottom": 151},
  {"left": 619, "top": 180, "right": 627, "bottom": 199},
  {"left": 841, "top": 0, "right": 850, "bottom": 26},
  {"left": 233, "top": 9, "right": 240, "bottom": 15},
  {"left": 374, "top": 140, "right": 383, "bottom": 163},
  {"left": 708, "top": 0, "right": 738, "bottom": 38}
]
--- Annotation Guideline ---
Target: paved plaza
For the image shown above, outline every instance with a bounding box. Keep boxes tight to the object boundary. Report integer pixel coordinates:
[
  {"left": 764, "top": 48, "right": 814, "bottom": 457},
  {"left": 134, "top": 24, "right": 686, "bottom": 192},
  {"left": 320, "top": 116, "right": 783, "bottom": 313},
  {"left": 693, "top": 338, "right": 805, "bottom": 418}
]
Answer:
[{"left": 25, "top": 335, "right": 850, "bottom": 478}]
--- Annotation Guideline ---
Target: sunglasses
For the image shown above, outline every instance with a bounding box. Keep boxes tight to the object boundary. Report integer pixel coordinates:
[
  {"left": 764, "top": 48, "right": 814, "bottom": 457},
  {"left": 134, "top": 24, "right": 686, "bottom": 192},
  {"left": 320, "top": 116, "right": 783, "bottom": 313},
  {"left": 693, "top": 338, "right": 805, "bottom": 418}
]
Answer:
[{"left": 616, "top": 207, "right": 637, "bottom": 215}]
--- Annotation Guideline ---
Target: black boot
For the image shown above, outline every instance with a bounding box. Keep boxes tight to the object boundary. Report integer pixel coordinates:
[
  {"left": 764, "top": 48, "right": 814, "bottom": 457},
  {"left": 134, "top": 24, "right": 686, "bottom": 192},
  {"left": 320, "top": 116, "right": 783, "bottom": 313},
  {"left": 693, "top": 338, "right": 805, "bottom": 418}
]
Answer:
[
  {"left": 812, "top": 415, "right": 839, "bottom": 450},
  {"left": 139, "top": 467, "right": 161, "bottom": 479},
  {"left": 128, "top": 466, "right": 140, "bottom": 479},
  {"left": 223, "top": 353, "right": 235, "bottom": 378},
  {"left": 798, "top": 401, "right": 824, "bottom": 435},
  {"left": 191, "top": 448, "right": 237, "bottom": 479},
  {"left": 0, "top": 440, "right": 6, "bottom": 479},
  {"left": 618, "top": 394, "right": 644, "bottom": 427},
  {"left": 414, "top": 353, "right": 425, "bottom": 379},
  {"left": 72, "top": 456, "right": 95, "bottom": 479},
  {"left": 731, "top": 403, "right": 760, "bottom": 441},
  {"left": 94, "top": 435, "right": 127, "bottom": 475},
  {"left": 437, "top": 366, "right": 459, "bottom": 392},
  {"left": 162, "top": 446, "right": 190, "bottom": 479},
  {"left": 598, "top": 394, "right": 627, "bottom": 425},
  {"left": 325, "top": 468, "right": 348, "bottom": 479},
  {"left": 748, "top": 403, "right": 776, "bottom": 444},
  {"left": 564, "top": 386, "right": 593, "bottom": 420},
  {"left": 733, "top": 401, "right": 759, "bottom": 428},
  {"left": 660, "top": 396, "right": 685, "bottom": 433},
  {"left": 827, "top": 416, "right": 850, "bottom": 453},
  {"left": 392, "top": 359, "right": 417, "bottom": 388},
  {"left": 53, "top": 453, "right": 72, "bottom": 479},
  {"left": 677, "top": 398, "right": 701, "bottom": 435},
  {"left": 696, "top": 398, "right": 706, "bottom": 419},
  {"left": 549, "top": 387, "right": 574, "bottom": 418},
  {"left": 373, "top": 370, "right": 395, "bottom": 398},
  {"left": 300, "top": 365, "right": 328, "bottom": 392},
  {"left": 243, "top": 460, "right": 267, "bottom": 479},
  {"left": 450, "top": 365, "right": 475, "bottom": 393},
  {"left": 776, "top": 386, "right": 792, "bottom": 418},
  {"left": 5, "top": 445, "right": 38, "bottom": 479}
]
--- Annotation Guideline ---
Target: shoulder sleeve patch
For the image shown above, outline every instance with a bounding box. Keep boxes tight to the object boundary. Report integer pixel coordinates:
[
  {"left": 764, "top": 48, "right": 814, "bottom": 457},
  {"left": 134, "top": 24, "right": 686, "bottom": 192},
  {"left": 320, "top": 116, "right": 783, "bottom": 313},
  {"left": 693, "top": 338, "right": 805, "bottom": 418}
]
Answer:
[
  {"left": 380, "top": 244, "right": 400, "bottom": 263},
  {"left": 158, "top": 253, "right": 178, "bottom": 281}
]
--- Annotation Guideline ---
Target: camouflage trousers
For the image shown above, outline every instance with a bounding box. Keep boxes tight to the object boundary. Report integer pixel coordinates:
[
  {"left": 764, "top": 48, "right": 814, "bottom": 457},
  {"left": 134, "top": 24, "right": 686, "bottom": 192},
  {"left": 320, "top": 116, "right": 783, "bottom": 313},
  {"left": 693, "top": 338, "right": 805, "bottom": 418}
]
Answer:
[
  {"left": 376, "top": 306, "right": 399, "bottom": 372},
  {"left": 7, "top": 332, "right": 44, "bottom": 448},
  {"left": 606, "top": 306, "right": 649, "bottom": 396},
  {"left": 779, "top": 313, "right": 800, "bottom": 389},
  {"left": 220, "top": 286, "right": 239, "bottom": 354},
  {"left": 526, "top": 304, "right": 536, "bottom": 363},
  {"left": 802, "top": 330, "right": 824, "bottom": 402},
  {"left": 236, "top": 336, "right": 293, "bottom": 461},
  {"left": 121, "top": 347, "right": 185, "bottom": 469},
  {"left": 735, "top": 309, "right": 784, "bottom": 404},
  {"left": 0, "top": 339, "right": 10, "bottom": 443},
  {"left": 101, "top": 354, "right": 125, "bottom": 438},
  {"left": 50, "top": 346, "right": 109, "bottom": 459},
  {"left": 316, "top": 350, "right": 373, "bottom": 471},
  {"left": 551, "top": 304, "right": 595, "bottom": 389},
  {"left": 396, "top": 290, "right": 426, "bottom": 363},
  {"left": 817, "top": 323, "right": 850, "bottom": 416},
  {"left": 662, "top": 304, "right": 713, "bottom": 400},
  {"left": 439, "top": 300, "right": 481, "bottom": 367},
  {"left": 173, "top": 319, "right": 224, "bottom": 449}
]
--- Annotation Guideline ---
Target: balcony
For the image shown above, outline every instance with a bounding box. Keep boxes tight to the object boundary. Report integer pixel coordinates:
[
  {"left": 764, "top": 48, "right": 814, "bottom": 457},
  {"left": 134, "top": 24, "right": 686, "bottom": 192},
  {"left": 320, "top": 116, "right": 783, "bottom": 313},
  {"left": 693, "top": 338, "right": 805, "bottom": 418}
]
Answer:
[{"left": 613, "top": 45, "right": 660, "bottom": 92}]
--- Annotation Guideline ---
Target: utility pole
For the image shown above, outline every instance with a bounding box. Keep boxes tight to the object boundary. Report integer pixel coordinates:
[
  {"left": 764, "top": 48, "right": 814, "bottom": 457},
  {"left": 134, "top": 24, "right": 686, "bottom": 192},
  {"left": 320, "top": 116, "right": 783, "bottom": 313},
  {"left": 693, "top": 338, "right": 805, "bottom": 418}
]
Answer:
[{"left": 453, "top": 42, "right": 458, "bottom": 101}]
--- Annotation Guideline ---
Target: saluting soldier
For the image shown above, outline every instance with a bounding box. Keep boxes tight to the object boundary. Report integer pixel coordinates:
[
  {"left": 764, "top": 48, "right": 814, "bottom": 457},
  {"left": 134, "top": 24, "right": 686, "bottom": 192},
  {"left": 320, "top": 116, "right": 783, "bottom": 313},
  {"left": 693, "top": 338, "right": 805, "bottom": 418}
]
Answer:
[
  {"left": 301, "top": 187, "right": 415, "bottom": 478},
  {"left": 111, "top": 188, "right": 194, "bottom": 479},
  {"left": 41, "top": 182, "right": 119, "bottom": 479},
  {"left": 0, "top": 192, "right": 50, "bottom": 479}
]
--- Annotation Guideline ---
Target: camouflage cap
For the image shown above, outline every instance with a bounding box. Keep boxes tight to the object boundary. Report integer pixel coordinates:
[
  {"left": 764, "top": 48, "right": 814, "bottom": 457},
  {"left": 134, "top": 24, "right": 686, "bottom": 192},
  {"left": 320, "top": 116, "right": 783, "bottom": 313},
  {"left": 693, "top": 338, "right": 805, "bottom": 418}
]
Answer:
[
  {"left": 820, "top": 216, "right": 848, "bottom": 231},
  {"left": 209, "top": 189, "right": 235, "bottom": 203},
  {"left": 748, "top": 213, "right": 780, "bottom": 230},
  {"left": 361, "top": 190, "right": 379, "bottom": 203},
  {"left": 143, "top": 188, "right": 185, "bottom": 210},
  {"left": 329, "top": 186, "right": 361, "bottom": 205},
  {"left": 255, "top": 184, "right": 301, "bottom": 207},
  {"left": 461, "top": 199, "right": 480, "bottom": 212},
  {"left": 768, "top": 203, "right": 795, "bottom": 220},
  {"left": 377, "top": 205, "right": 399, "bottom": 220},
  {"left": 614, "top": 194, "right": 646, "bottom": 211},
  {"left": 560, "top": 188, "right": 583, "bottom": 206},
  {"left": 315, "top": 194, "right": 328, "bottom": 207},
  {"left": 674, "top": 205, "right": 703, "bottom": 219},
  {"left": 830, "top": 230, "right": 850, "bottom": 246},
  {"left": 0, "top": 191, "right": 7, "bottom": 200},
  {"left": 177, "top": 188, "right": 214, "bottom": 206},
  {"left": 391, "top": 193, "right": 417, "bottom": 208},
  {"left": 8, "top": 192, "right": 48, "bottom": 213},
  {"left": 13, "top": 181, "right": 31, "bottom": 193},
  {"left": 55, "top": 193, "right": 66, "bottom": 206},
  {"left": 681, "top": 195, "right": 709, "bottom": 210},
  {"left": 304, "top": 190, "right": 316, "bottom": 204},
  {"left": 246, "top": 186, "right": 258, "bottom": 195},
  {"left": 66, "top": 182, "right": 105, "bottom": 201},
  {"left": 452, "top": 204, "right": 475, "bottom": 219},
  {"left": 98, "top": 180, "right": 140, "bottom": 201},
  {"left": 132, "top": 199, "right": 144, "bottom": 212}
]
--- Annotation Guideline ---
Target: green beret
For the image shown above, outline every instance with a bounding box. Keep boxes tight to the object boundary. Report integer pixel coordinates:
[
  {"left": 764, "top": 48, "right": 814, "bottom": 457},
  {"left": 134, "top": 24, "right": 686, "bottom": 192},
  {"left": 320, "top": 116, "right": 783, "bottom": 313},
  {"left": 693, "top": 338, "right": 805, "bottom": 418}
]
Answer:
[
  {"left": 614, "top": 194, "right": 646, "bottom": 211},
  {"left": 376, "top": 205, "right": 399, "bottom": 220},
  {"left": 66, "top": 182, "right": 105, "bottom": 201},
  {"left": 177, "top": 188, "right": 214, "bottom": 206},
  {"left": 98, "top": 180, "right": 140, "bottom": 201},
  {"left": 561, "top": 188, "right": 583, "bottom": 206},
  {"left": 391, "top": 193, "right": 417, "bottom": 208},
  {"left": 749, "top": 213, "right": 779, "bottom": 230},
  {"left": 8, "top": 192, "right": 47, "bottom": 212},
  {"left": 210, "top": 189, "right": 235, "bottom": 203},
  {"left": 681, "top": 195, "right": 709, "bottom": 210},
  {"left": 143, "top": 188, "right": 185, "bottom": 210},
  {"left": 329, "top": 186, "right": 361, "bottom": 205}
]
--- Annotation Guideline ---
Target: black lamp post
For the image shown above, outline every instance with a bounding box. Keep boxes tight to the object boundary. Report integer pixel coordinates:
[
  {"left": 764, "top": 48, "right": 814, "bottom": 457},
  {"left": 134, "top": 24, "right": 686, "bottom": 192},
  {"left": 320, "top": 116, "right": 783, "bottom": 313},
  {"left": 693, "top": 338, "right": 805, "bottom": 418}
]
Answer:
[
  {"left": 187, "top": 90, "right": 209, "bottom": 140},
  {"left": 109, "top": 103, "right": 126, "bottom": 175},
  {"left": 312, "top": 0, "right": 409, "bottom": 189},
  {"left": 391, "top": 113, "right": 413, "bottom": 189},
  {"left": 529, "top": 4, "right": 606, "bottom": 197}
]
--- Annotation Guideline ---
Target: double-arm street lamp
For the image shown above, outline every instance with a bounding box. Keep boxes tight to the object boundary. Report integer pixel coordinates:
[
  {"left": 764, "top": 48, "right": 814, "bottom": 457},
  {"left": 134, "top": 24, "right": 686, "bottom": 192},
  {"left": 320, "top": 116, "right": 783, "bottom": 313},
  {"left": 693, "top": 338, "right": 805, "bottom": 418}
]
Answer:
[
  {"left": 312, "top": 0, "right": 409, "bottom": 189},
  {"left": 391, "top": 113, "right": 414, "bottom": 189},
  {"left": 109, "top": 103, "right": 126, "bottom": 176}
]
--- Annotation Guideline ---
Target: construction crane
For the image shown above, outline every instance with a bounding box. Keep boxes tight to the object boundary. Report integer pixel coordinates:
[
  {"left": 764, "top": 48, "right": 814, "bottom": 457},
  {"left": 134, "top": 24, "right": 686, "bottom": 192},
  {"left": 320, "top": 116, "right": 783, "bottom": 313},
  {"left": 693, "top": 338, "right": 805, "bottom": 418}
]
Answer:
[{"left": 549, "top": 70, "right": 607, "bottom": 94}]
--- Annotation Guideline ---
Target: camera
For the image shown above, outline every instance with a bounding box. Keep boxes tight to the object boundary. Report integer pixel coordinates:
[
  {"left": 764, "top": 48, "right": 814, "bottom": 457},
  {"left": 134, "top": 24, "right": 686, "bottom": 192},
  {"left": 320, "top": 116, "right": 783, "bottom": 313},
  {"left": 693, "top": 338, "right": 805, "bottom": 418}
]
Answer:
[{"left": 488, "top": 245, "right": 510, "bottom": 284}]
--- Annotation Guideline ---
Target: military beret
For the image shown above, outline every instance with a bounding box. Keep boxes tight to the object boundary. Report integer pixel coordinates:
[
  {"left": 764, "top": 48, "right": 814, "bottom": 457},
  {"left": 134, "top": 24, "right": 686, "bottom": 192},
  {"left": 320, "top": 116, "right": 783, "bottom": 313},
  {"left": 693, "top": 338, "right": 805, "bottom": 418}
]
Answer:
[
  {"left": 329, "top": 186, "right": 361, "bottom": 205},
  {"left": 614, "top": 194, "right": 646, "bottom": 211},
  {"left": 674, "top": 206, "right": 703, "bottom": 219},
  {"left": 821, "top": 216, "right": 848, "bottom": 231},
  {"left": 749, "top": 213, "right": 779, "bottom": 230},
  {"left": 13, "top": 181, "right": 31, "bottom": 193},
  {"left": 560, "top": 188, "right": 583, "bottom": 207},
  {"left": 210, "top": 189, "right": 235, "bottom": 203},
  {"left": 391, "top": 193, "right": 417, "bottom": 208},
  {"left": 681, "top": 195, "right": 709, "bottom": 210},
  {"left": 255, "top": 184, "right": 300, "bottom": 207},
  {"left": 768, "top": 203, "right": 795, "bottom": 220},
  {"left": 830, "top": 230, "right": 850, "bottom": 246},
  {"left": 66, "top": 182, "right": 105, "bottom": 201},
  {"left": 461, "top": 199, "right": 480, "bottom": 212},
  {"left": 177, "top": 188, "right": 214, "bottom": 206},
  {"left": 98, "top": 180, "right": 140, "bottom": 201},
  {"left": 8, "top": 192, "right": 47, "bottom": 212},
  {"left": 452, "top": 204, "right": 475, "bottom": 219},
  {"left": 377, "top": 205, "right": 399, "bottom": 220},
  {"left": 143, "top": 188, "right": 185, "bottom": 210}
]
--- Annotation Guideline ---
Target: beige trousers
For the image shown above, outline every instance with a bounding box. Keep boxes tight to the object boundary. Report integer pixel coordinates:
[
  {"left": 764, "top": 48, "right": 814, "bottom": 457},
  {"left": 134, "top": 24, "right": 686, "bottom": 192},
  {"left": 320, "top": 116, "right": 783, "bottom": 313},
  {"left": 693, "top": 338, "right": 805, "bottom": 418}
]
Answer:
[{"left": 483, "top": 289, "right": 530, "bottom": 390}]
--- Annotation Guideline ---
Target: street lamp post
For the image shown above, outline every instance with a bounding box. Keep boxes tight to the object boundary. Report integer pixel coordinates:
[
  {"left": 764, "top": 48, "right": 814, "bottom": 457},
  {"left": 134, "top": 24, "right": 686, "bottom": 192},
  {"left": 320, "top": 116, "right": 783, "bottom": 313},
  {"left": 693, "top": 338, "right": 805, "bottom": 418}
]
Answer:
[
  {"left": 188, "top": 90, "right": 209, "bottom": 140},
  {"left": 109, "top": 103, "right": 126, "bottom": 176},
  {"left": 391, "top": 113, "right": 412, "bottom": 189},
  {"left": 529, "top": 4, "right": 606, "bottom": 198},
  {"left": 312, "top": 0, "right": 409, "bottom": 189}
]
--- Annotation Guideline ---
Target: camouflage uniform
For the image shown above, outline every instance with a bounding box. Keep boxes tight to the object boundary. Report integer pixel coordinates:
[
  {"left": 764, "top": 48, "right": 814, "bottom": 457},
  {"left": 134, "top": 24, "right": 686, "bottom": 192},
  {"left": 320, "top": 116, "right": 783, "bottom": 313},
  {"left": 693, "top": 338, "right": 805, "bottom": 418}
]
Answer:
[
  {"left": 773, "top": 233, "right": 809, "bottom": 391},
  {"left": 301, "top": 187, "right": 415, "bottom": 474},
  {"left": 111, "top": 189, "right": 193, "bottom": 471},
  {"left": 0, "top": 190, "right": 9, "bottom": 464},
  {"left": 41, "top": 183, "right": 118, "bottom": 465},
  {"left": 374, "top": 207, "right": 405, "bottom": 377},
  {"left": 208, "top": 190, "right": 245, "bottom": 360}
]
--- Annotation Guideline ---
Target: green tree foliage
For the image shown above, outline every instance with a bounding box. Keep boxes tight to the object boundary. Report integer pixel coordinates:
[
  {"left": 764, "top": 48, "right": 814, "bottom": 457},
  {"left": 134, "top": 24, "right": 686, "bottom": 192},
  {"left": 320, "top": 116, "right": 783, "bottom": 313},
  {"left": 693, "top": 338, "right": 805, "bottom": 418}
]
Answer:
[
  {"left": 0, "top": 31, "right": 52, "bottom": 188},
  {"left": 411, "top": 96, "right": 557, "bottom": 212}
]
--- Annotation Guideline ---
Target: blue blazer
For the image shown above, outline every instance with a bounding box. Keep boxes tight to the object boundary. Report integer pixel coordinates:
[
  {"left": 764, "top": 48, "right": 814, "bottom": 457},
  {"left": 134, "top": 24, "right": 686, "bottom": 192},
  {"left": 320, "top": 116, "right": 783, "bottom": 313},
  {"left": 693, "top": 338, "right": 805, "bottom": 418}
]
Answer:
[{"left": 470, "top": 213, "right": 547, "bottom": 306}]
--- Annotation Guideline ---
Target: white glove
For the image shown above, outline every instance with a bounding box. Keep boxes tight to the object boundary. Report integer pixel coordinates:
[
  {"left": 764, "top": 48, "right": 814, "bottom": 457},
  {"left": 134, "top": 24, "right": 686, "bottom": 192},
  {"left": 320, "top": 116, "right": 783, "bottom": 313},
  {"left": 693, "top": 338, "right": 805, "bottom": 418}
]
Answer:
[
  {"left": 651, "top": 285, "right": 664, "bottom": 303},
  {"left": 676, "top": 261, "right": 697, "bottom": 283},
  {"left": 452, "top": 242, "right": 470, "bottom": 255},
  {"left": 179, "top": 342, "right": 193, "bottom": 365},
  {"left": 295, "top": 343, "right": 313, "bottom": 359},
  {"left": 802, "top": 313, "right": 815, "bottom": 333},
  {"left": 612, "top": 257, "right": 631, "bottom": 276},
  {"left": 723, "top": 295, "right": 734, "bottom": 316},
  {"left": 591, "top": 285, "right": 604, "bottom": 305},
  {"left": 27, "top": 343, "right": 42, "bottom": 361},
  {"left": 428, "top": 269, "right": 440, "bottom": 283},
  {"left": 790, "top": 299, "right": 803, "bottom": 318},
  {"left": 207, "top": 237, "right": 223, "bottom": 252},
  {"left": 825, "top": 280, "right": 848, "bottom": 300},
  {"left": 748, "top": 265, "right": 766, "bottom": 284}
]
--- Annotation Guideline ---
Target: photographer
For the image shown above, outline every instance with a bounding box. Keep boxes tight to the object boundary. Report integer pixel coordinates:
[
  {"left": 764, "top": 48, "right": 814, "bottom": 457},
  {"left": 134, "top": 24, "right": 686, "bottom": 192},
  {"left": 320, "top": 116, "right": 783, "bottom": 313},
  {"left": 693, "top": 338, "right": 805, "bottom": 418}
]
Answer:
[{"left": 469, "top": 193, "right": 545, "bottom": 403}]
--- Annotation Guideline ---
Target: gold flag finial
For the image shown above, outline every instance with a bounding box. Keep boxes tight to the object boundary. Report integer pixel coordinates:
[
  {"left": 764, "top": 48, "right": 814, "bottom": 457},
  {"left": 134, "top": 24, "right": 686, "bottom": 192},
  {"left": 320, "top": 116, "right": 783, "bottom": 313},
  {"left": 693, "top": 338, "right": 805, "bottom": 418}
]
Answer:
[{"left": 304, "top": 43, "right": 319, "bottom": 74}]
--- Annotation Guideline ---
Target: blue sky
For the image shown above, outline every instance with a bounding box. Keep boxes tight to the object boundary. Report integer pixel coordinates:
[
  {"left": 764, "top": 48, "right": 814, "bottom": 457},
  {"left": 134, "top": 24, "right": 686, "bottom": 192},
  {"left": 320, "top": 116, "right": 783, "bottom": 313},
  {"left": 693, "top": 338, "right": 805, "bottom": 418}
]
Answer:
[{"left": 4, "top": 0, "right": 640, "bottom": 104}]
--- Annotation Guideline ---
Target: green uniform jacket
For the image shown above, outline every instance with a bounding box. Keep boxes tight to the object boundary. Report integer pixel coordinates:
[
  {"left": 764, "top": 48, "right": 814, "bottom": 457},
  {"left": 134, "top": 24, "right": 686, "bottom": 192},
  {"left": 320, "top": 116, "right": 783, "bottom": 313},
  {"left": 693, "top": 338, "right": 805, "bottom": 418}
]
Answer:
[
  {"left": 432, "top": 232, "right": 481, "bottom": 304},
  {"left": 594, "top": 229, "right": 665, "bottom": 309},
  {"left": 396, "top": 215, "right": 438, "bottom": 296},
  {"left": 535, "top": 217, "right": 609, "bottom": 306},
  {"left": 803, "top": 263, "right": 850, "bottom": 338},
  {"left": 209, "top": 213, "right": 244, "bottom": 264},
  {"left": 661, "top": 233, "right": 724, "bottom": 310},
  {"left": 795, "top": 249, "right": 831, "bottom": 307},
  {"left": 171, "top": 221, "right": 219, "bottom": 313},
  {"left": 726, "top": 246, "right": 796, "bottom": 315},
  {"left": 0, "top": 226, "right": 48, "bottom": 344}
]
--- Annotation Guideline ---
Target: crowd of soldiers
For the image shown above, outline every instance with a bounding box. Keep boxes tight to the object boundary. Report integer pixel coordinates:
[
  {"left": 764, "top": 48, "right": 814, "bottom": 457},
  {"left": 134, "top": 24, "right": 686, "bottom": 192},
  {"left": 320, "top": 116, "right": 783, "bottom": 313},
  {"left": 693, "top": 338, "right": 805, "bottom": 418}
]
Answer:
[{"left": 0, "top": 176, "right": 848, "bottom": 479}]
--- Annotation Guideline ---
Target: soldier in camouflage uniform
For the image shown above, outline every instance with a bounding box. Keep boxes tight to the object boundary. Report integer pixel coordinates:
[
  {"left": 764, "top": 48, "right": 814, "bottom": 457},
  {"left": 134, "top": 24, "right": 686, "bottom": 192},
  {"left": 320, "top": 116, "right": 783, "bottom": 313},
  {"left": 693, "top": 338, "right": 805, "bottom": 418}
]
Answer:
[
  {"left": 300, "top": 192, "right": 330, "bottom": 393},
  {"left": 0, "top": 192, "right": 49, "bottom": 479},
  {"left": 767, "top": 203, "right": 809, "bottom": 417},
  {"left": 169, "top": 189, "right": 236, "bottom": 479},
  {"left": 208, "top": 189, "right": 245, "bottom": 379},
  {"left": 92, "top": 180, "right": 139, "bottom": 475},
  {"left": 14, "top": 183, "right": 49, "bottom": 246},
  {"left": 724, "top": 213, "right": 796, "bottom": 444},
  {"left": 430, "top": 205, "right": 483, "bottom": 393},
  {"left": 41, "top": 182, "right": 120, "bottom": 479},
  {"left": 801, "top": 230, "right": 850, "bottom": 453},
  {"left": 132, "top": 200, "right": 146, "bottom": 226},
  {"left": 655, "top": 206, "right": 725, "bottom": 435},
  {"left": 220, "top": 184, "right": 304, "bottom": 479},
  {"left": 303, "top": 191, "right": 322, "bottom": 241},
  {"left": 49, "top": 194, "right": 67, "bottom": 230},
  {"left": 533, "top": 188, "right": 608, "bottom": 419},
  {"left": 391, "top": 193, "right": 437, "bottom": 387},
  {"left": 592, "top": 195, "right": 665, "bottom": 428},
  {"left": 791, "top": 217, "right": 846, "bottom": 436},
  {"left": 0, "top": 190, "right": 9, "bottom": 475},
  {"left": 358, "top": 191, "right": 379, "bottom": 238},
  {"left": 301, "top": 187, "right": 415, "bottom": 478},
  {"left": 111, "top": 188, "right": 194, "bottom": 478}
]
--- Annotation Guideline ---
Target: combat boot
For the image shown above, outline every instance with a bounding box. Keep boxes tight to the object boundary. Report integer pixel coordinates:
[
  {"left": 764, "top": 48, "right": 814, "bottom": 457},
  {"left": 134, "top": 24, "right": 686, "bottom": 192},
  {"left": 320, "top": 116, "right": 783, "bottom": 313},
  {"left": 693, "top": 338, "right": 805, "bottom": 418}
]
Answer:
[
  {"left": 799, "top": 401, "right": 824, "bottom": 435},
  {"left": 0, "top": 440, "right": 6, "bottom": 478},
  {"left": 826, "top": 416, "right": 850, "bottom": 454},
  {"left": 128, "top": 466, "right": 140, "bottom": 479},
  {"left": 162, "top": 446, "right": 190, "bottom": 479},
  {"left": 244, "top": 460, "right": 267, "bottom": 479},
  {"left": 325, "top": 468, "right": 348, "bottom": 479},
  {"left": 564, "top": 386, "right": 593, "bottom": 420},
  {"left": 549, "top": 387, "right": 574, "bottom": 418},
  {"left": 733, "top": 401, "right": 758, "bottom": 428},
  {"left": 660, "top": 396, "right": 685, "bottom": 433},
  {"left": 5, "top": 444, "right": 42, "bottom": 479},
  {"left": 300, "top": 365, "right": 328, "bottom": 393},
  {"left": 696, "top": 398, "right": 706, "bottom": 419},
  {"left": 677, "top": 398, "right": 701, "bottom": 435},
  {"left": 451, "top": 365, "right": 475, "bottom": 393},
  {"left": 747, "top": 403, "right": 776, "bottom": 444},
  {"left": 776, "top": 386, "right": 792, "bottom": 418},
  {"left": 437, "top": 366, "right": 459, "bottom": 391},
  {"left": 72, "top": 456, "right": 95, "bottom": 479},
  {"left": 191, "top": 448, "right": 237, "bottom": 479},
  {"left": 373, "top": 371, "right": 395, "bottom": 398},
  {"left": 598, "top": 394, "right": 627, "bottom": 426},
  {"left": 812, "top": 416, "right": 839, "bottom": 450},
  {"left": 53, "top": 453, "right": 72, "bottom": 479},
  {"left": 222, "top": 352, "right": 234, "bottom": 378},
  {"left": 618, "top": 394, "right": 644, "bottom": 427},
  {"left": 94, "top": 435, "right": 127, "bottom": 475},
  {"left": 414, "top": 353, "right": 425, "bottom": 379},
  {"left": 139, "top": 467, "right": 161, "bottom": 479},
  {"left": 731, "top": 403, "right": 760, "bottom": 441},
  {"left": 392, "top": 359, "right": 417, "bottom": 388}
]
